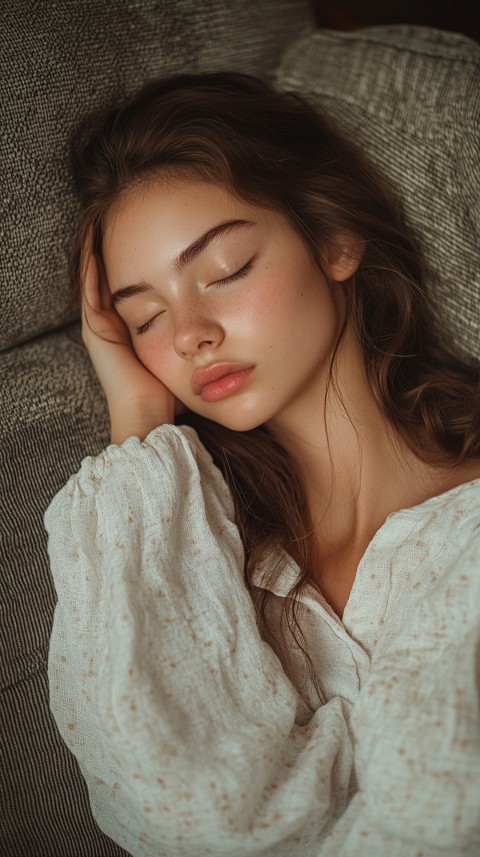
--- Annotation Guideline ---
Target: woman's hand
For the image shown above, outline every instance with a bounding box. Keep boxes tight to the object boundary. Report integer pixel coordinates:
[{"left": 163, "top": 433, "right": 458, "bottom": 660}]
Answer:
[{"left": 81, "top": 244, "right": 177, "bottom": 443}]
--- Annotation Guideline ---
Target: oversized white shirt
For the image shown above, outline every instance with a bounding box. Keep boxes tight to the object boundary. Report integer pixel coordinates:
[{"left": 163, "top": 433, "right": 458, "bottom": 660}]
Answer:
[{"left": 46, "top": 425, "right": 480, "bottom": 857}]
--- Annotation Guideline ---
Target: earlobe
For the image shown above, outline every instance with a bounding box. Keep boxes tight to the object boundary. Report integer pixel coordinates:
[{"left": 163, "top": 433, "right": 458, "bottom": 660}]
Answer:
[{"left": 322, "top": 231, "right": 365, "bottom": 283}]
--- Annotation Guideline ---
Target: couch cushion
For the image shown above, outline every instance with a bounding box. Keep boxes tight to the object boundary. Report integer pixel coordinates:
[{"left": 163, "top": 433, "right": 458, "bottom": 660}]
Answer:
[
  {"left": 1, "top": 0, "right": 313, "bottom": 352},
  {"left": 0, "top": 327, "right": 127, "bottom": 855},
  {"left": 2, "top": 670, "right": 128, "bottom": 856},
  {"left": 275, "top": 25, "right": 480, "bottom": 362}
]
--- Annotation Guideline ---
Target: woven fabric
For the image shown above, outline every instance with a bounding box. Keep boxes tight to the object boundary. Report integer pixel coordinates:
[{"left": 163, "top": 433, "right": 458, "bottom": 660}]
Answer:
[
  {"left": 0, "top": 327, "right": 121, "bottom": 856},
  {"left": 275, "top": 25, "right": 480, "bottom": 362},
  {"left": 1, "top": 671, "right": 126, "bottom": 856},
  {"left": 45, "top": 424, "right": 480, "bottom": 855},
  {"left": 1, "top": 0, "right": 313, "bottom": 351}
]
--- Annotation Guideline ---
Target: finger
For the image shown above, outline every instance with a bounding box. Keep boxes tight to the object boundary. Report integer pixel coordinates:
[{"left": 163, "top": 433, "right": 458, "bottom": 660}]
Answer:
[
  {"left": 82, "top": 253, "right": 101, "bottom": 315},
  {"left": 97, "top": 253, "right": 113, "bottom": 312}
]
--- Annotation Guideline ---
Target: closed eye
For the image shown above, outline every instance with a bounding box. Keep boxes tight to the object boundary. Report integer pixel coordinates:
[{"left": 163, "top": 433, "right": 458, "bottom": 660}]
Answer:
[
  {"left": 211, "top": 258, "right": 254, "bottom": 288},
  {"left": 135, "top": 258, "right": 254, "bottom": 334},
  {"left": 135, "top": 311, "right": 165, "bottom": 336}
]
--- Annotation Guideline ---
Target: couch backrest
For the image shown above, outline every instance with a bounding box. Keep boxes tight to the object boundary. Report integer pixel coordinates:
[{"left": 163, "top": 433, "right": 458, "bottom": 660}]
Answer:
[
  {"left": 1, "top": 0, "right": 314, "bottom": 352},
  {"left": 276, "top": 25, "right": 480, "bottom": 362}
]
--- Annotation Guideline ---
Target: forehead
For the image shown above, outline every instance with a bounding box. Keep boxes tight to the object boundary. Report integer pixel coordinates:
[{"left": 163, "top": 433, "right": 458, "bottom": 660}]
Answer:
[
  {"left": 105, "top": 178, "right": 247, "bottom": 235},
  {"left": 101, "top": 177, "right": 280, "bottom": 268}
]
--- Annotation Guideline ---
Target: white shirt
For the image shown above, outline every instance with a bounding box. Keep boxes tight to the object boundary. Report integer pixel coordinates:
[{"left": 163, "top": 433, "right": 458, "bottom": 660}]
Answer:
[
  {"left": 253, "top": 470, "right": 480, "bottom": 710},
  {"left": 45, "top": 425, "right": 480, "bottom": 856}
]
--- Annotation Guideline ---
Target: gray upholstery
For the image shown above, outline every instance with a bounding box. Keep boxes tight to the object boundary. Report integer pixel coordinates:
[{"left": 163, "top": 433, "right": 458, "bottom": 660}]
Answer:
[
  {"left": 276, "top": 25, "right": 480, "bottom": 361},
  {"left": 1, "top": 6, "right": 479, "bottom": 857},
  {"left": 1, "top": 329, "right": 115, "bottom": 856}
]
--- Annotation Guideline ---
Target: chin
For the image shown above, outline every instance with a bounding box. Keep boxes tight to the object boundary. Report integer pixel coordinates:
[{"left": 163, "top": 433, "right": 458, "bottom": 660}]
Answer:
[
  {"left": 215, "top": 414, "right": 265, "bottom": 433},
  {"left": 180, "top": 402, "right": 268, "bottom": 434}
]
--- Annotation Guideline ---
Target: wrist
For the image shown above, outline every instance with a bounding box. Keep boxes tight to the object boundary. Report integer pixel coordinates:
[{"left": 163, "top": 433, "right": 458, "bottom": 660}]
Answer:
[{"left": 109, "top": 398, "right": 175, "bottom": 444}]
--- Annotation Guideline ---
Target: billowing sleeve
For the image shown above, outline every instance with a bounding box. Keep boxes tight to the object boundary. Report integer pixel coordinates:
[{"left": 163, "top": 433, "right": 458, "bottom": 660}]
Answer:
[
  {"left": 46, "top": 424, "right": 353, "bottom": 857},
  {"left": 319, "top": 530, "right": 480, "bottom": 857}
]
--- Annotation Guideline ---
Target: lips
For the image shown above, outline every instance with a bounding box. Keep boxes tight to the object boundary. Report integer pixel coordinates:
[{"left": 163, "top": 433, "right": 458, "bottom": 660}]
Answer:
[{"left": 191, "top": 362, "right": 254, "bottom": 396}]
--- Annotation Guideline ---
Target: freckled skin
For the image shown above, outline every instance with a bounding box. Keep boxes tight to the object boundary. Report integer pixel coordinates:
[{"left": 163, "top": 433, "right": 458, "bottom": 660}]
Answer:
[{"left": 102, "top": 179, "right": 344, "bottom": 433}]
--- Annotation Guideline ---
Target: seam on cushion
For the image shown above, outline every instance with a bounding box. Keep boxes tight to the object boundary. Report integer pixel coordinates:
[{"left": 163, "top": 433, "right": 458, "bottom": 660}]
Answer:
[{"left": 291, "top": 29, "right": 480, "bottom": 65}]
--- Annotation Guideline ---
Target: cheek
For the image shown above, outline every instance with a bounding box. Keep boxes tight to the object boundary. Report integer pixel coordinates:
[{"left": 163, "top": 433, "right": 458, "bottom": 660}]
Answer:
[
  {"left": 237, "top": 271, "right": 319, "bottom": 342},
  {"left": 235, "top": 271, "right": 297, "bottom": 328},
  {"left": 132, "top": 338, "right": 173, "bottom": 382}
]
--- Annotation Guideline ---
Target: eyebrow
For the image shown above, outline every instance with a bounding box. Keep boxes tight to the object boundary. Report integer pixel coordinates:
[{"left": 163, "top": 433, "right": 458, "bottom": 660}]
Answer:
[{"left": 111, "top": 219, "right": 254, "bottom": 306}]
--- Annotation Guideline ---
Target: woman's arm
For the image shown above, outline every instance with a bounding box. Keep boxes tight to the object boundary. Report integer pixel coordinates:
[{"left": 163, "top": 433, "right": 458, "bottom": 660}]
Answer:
[{"left": 46, "top": 424, "right": 353, "bottom": 857}]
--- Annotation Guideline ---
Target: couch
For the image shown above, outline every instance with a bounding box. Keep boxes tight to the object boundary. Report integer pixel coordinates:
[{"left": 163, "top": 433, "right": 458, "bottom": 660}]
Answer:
[{"left": 1, "top": 2, "right": 479, "bottom": 854}]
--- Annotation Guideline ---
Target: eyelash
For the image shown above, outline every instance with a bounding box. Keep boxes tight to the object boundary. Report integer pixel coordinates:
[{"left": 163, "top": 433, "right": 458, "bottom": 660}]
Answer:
[
  {"left": 135, "top": 313, "right": 164, "bottom": 336},
  {"left": 210, "top": 258, "right": 254, "bottom": 288},
  {"left": 135, "top": 258, "right": 254, "bottom": 336}
]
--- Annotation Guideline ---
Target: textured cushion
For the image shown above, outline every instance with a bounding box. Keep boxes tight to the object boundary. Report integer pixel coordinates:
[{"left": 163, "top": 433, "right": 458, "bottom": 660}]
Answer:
[
  {"left": 1, "top": 0, "right": 313, "bottom": 352},
  {"left": 0, "top": 327, "right": 121, "bottom": 856},
  {"left": 275, "top": 25, "right": 480, "bottom": 362}
]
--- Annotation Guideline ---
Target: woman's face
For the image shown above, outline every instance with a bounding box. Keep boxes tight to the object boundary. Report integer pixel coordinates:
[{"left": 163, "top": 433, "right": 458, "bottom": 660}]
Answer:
[{"left": 102, "top": 178, "right": 345, "bottom": 432}]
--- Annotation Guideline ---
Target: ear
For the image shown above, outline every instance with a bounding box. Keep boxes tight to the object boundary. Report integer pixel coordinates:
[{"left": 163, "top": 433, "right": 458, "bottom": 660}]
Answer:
[{"left": 321, "top": 231, "right": 365, "bottom": 283}]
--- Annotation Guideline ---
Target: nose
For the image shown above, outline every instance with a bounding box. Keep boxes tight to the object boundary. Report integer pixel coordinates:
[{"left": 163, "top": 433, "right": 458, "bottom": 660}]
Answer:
[{"left": 172, "top": 314, "right": 225, "bottom": 359}]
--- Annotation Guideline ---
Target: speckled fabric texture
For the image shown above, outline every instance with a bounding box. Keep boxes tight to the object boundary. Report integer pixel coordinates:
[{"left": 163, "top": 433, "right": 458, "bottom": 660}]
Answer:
[
  {"left": 46, "top": 424, "right": 480, "bottom": 856},
  {"left": 275, "top": 26, "right": 480, "bottom": 363},
  {"left": 1, "top": 0, "right": 314, "bottom": 351}
]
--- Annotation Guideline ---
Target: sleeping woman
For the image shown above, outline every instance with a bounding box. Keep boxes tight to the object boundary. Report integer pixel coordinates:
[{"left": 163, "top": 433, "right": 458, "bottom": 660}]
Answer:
[{"left": 45, "top": 72, "right": 480, "bottom": 856}]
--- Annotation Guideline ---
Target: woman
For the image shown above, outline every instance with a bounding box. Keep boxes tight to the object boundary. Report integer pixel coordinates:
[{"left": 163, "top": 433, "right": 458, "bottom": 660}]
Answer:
[{"left": 46, "top": 73, "right": 480, "bottom": 855}]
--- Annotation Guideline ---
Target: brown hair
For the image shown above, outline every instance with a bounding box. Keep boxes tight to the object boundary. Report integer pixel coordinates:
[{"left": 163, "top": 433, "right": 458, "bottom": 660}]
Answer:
[{"left": 71, "top": 72, "right": 480, "bottom": 699}]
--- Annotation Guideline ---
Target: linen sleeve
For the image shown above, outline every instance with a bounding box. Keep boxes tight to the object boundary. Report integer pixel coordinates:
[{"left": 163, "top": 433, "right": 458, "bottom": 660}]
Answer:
[
  {"left": 318, "top": 531, "right": 480, "bottom": 857},
  {"left": 46, "top": 424, "right": 353, "bottom": 857}
]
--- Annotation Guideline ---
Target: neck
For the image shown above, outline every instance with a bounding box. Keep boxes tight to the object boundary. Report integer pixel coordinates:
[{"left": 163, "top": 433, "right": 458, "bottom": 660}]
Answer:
[{"left": 266, "top": 326, "right": 450, "bottom": 555}]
